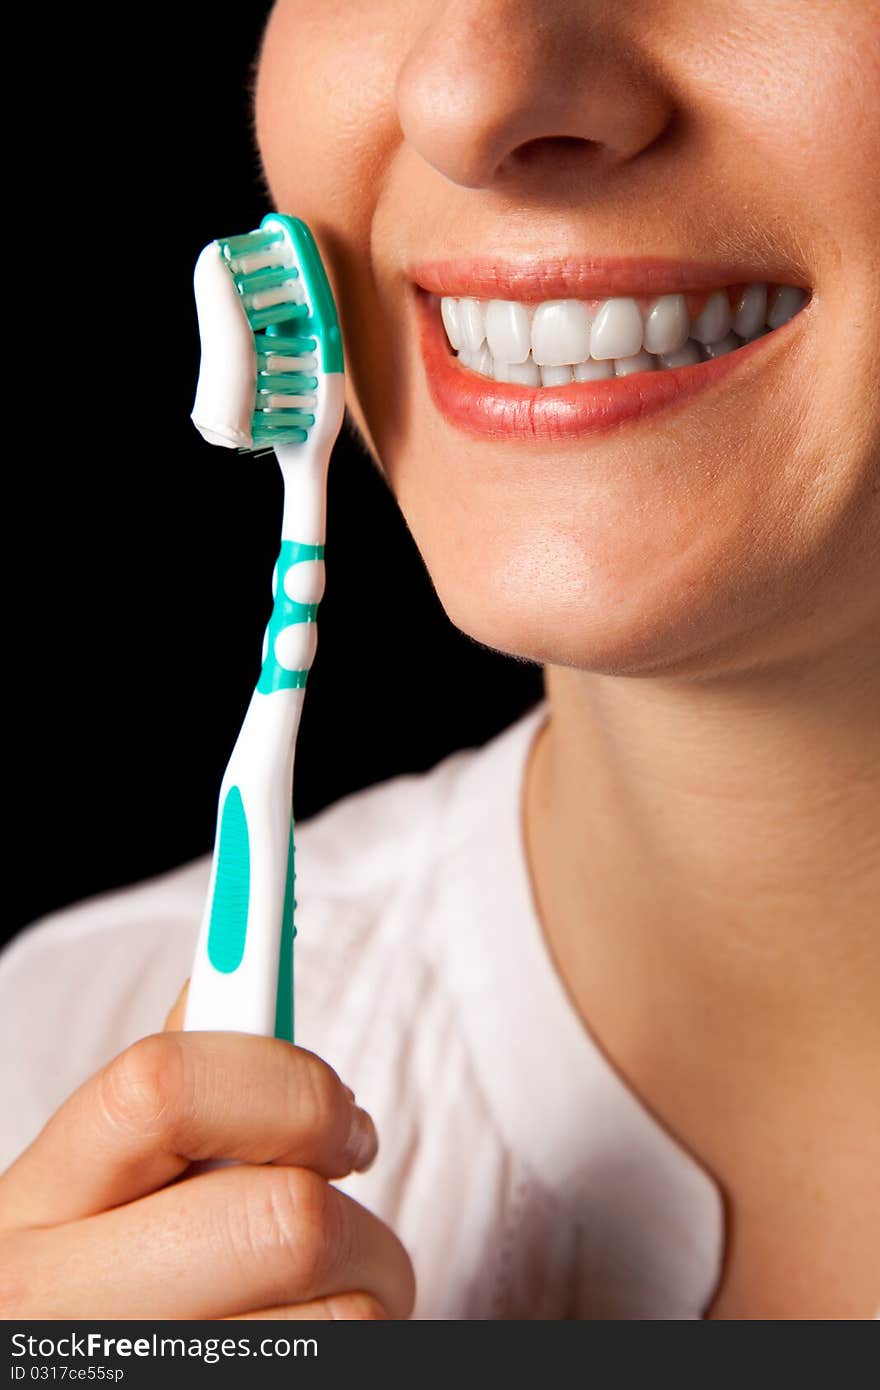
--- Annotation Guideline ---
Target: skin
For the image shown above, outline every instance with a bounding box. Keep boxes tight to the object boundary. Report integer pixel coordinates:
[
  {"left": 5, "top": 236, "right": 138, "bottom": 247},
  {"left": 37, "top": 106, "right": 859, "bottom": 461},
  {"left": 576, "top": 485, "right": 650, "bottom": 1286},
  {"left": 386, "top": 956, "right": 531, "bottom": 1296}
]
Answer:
[
  {"left": 256, "top": 0, "right": 880, "bottom": 1318},
  {"left": 2, "top": 0, "right": 876, "bottom": 1322}
]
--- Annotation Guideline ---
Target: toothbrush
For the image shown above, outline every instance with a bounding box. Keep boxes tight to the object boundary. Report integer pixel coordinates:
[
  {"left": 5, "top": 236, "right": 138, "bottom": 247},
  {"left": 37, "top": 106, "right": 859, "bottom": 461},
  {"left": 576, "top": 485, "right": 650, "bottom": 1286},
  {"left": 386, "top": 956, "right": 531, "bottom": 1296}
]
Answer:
[{"left": 184, "top": 214, "right": 344, "bottom": 1042}]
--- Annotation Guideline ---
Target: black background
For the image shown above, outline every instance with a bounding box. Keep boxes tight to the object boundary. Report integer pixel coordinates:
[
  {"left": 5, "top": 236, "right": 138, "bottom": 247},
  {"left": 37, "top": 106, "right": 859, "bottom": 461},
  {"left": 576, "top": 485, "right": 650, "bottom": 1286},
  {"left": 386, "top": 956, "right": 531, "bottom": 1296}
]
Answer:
[{"left": 7, "top": 6, "right": 542, "bottom": 950}]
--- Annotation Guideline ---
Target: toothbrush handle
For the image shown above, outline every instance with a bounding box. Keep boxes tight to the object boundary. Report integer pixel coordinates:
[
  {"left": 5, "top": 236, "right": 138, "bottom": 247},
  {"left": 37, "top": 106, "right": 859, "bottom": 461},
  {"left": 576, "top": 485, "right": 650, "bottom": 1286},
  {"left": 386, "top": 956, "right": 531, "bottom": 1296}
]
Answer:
[{"left": 184, "top": 536, "right": 326, "bottom": 1042}]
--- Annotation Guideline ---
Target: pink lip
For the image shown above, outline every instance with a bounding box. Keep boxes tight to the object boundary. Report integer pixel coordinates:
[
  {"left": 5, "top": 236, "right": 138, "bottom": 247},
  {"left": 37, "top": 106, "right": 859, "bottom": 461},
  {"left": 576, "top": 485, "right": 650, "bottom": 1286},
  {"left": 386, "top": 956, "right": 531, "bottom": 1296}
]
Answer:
[
  {"left": 409, "top": 253, "right": 808, "bottom": 302},
  {"left": 415, "top": 291, "right": 806, "bottom": 443}
]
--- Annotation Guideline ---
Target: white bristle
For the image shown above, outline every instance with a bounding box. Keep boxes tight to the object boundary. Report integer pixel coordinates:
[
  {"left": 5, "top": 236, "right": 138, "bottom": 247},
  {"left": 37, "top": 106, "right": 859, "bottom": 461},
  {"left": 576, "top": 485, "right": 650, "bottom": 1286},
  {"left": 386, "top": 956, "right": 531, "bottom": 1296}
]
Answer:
[
  {"left": 230, "top": 247, "right": 289, "bottom": 275},
  {"left": 265, "top": 354, "right": 317, "bottom": 373},
  {"left": 264, "top": 394, "right": 317, "bottom": 410},
  {"left": 246, "top": 284, "right": 301, "bottom": 311}
]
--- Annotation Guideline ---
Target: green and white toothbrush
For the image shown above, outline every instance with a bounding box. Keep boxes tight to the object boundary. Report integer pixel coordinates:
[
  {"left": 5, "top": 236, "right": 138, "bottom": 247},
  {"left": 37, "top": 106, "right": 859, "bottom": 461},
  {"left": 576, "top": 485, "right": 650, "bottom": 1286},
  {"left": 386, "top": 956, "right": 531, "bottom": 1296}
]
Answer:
[{"left": 185, "top": 214, "right": 344, "bottom": 1042}]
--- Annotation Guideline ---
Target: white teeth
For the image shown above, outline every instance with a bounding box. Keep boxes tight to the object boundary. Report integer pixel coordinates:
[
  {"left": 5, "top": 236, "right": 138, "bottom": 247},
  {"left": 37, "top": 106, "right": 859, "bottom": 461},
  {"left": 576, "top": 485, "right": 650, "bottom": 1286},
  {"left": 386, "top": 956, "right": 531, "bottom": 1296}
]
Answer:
[
  {"left": 440, "top": 297, "right": 463, "bottom": 350},
  {"left": 458, "top": 297, "right": 485, "bottom": 351},
  {"left": 690, "top": 290, "right": 732, "bottom": 345},
  {"left": 506, "top": 358, "right": 542, "bottom": 386},
  {"left": 589, "top": 297, "right": 643, "bottom": 360},
  {"left": 701, "top": 332, "right": 741, "bottom": 358},
  {"left": 767, "top": 286, "right": 808, "bottom": 329},
  {"left": 614, "top": 350, "right": 657, "bottom": 377},
  {"left": 643, "top": 294, "right": 689, "bottom": 355},
  {"left": 464, "top": 344, "right": 493, "bottom": 375},
  {"left": 540, "top": 364, "right": 574, "bottom": 386},
  {"left": 657, "top": 340, "right": 702, "bottom": 368},
  {"left": 439, "top": 281, "right": 809, "bottom": 386},
  {"left": 531, "top": 299, "right": 593, "bottom": 366},
  {"left": 485, "top": 299, "right": 531, "bottom": 363},
  {"left": 574, "top": 358, "right": 614, "bottom": 381},
  {"left": 458, "top": 345, "right": 492, "bottom": 374},
  {"left": 732, "top": 283, "right": 767, "bottom": 339}
]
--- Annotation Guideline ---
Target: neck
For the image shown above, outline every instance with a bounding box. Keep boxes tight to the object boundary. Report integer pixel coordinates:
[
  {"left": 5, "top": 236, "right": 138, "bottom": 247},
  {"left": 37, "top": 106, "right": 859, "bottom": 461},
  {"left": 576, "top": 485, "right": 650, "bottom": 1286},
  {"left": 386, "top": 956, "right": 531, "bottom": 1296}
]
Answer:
[{"left": 526, "top": 634, "right": 880, "bottom": 1088}]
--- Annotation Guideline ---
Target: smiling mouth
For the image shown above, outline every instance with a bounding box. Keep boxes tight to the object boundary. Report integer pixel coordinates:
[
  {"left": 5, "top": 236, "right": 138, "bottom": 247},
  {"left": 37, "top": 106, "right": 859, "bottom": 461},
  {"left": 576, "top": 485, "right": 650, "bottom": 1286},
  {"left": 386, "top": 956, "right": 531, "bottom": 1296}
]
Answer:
[
  {"left": 436, "top": 283, "right": 808, "bottom": 384},
  {"left": 411, "top": 257, "right": 812, "bottom": 440}
]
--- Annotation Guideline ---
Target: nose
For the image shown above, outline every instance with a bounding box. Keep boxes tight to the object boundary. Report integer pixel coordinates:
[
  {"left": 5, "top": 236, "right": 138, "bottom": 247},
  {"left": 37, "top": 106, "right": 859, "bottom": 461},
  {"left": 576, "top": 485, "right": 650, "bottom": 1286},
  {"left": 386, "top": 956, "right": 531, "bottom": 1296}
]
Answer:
[{"left": 395, "top": 0, "right": 674, "bottom": 190}]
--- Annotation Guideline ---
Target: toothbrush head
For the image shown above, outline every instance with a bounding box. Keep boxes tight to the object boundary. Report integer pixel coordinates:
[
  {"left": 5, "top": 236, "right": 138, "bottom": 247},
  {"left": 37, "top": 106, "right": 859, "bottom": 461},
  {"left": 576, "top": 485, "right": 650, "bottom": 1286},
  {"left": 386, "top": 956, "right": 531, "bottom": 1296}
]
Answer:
[{"left": 191, "top": 214, "right": 344, "bottom": 454}]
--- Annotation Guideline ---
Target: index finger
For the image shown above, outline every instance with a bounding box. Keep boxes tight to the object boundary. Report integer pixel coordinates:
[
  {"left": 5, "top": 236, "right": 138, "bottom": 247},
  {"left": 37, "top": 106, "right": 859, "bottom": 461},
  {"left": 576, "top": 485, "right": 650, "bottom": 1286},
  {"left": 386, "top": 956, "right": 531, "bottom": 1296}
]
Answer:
[{"left": 0, "top": 1032, "right": 376, "bottom": 1229}]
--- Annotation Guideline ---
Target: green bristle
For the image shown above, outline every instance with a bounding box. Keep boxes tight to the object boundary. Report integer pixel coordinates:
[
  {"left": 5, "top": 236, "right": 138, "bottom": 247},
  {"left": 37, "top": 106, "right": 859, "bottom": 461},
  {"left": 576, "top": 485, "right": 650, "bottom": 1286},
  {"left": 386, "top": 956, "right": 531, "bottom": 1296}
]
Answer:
[
  {"left": 214, "top": 217, "right": 342, "bottom": 451},
  {"left": 257, "top": 336, "right": 317, "bottom": 358},
  {"left": 221, "top": 228, "right": 281, "bottom": 256},
  {"left": 236, "top": 265, "right": 301, "bottom": 296},
  {"left": 257, "top": 373, "right": 319, "bottom": 394},
  {"left": 252, "top": 420, "right": 309, "bottom": 445}
]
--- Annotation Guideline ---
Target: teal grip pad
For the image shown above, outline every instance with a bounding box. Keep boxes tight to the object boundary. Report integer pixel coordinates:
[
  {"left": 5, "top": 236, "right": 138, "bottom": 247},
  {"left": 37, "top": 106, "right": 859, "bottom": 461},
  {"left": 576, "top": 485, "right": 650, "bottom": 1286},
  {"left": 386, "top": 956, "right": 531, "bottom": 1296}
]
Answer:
[
  {"left": 257, "top": 539, "right": 325, "bottom": 695},
  {"left": 274, "top": 819, "right": 297, "bottom": 1043},
  {"left": 206, "top": 785, "right": 250, "bottom": 973}
]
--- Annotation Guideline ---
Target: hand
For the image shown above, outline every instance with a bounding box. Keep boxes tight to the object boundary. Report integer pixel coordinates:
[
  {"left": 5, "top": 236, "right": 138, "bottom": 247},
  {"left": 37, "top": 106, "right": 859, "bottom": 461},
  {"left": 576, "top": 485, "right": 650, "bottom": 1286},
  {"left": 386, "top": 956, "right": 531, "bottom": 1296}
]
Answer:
[{"left": 0, "top": 983, "right": 415, "bottom": 1319}]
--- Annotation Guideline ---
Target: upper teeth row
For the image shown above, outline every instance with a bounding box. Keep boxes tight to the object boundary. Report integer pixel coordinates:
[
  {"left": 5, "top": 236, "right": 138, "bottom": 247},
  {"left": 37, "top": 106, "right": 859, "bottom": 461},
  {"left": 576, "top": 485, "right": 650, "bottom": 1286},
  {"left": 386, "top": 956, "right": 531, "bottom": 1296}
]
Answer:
[{"left": 440, "top": 285, "right": 807, "bottom": 366}]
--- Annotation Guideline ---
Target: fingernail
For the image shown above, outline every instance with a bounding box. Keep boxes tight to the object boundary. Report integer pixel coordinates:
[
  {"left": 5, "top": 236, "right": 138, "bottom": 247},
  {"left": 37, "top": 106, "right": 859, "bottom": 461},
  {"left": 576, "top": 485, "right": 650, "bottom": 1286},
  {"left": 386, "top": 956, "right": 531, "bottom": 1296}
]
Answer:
[{"left": 344, "top": 1106, "right": 378, "bottom": 1172}]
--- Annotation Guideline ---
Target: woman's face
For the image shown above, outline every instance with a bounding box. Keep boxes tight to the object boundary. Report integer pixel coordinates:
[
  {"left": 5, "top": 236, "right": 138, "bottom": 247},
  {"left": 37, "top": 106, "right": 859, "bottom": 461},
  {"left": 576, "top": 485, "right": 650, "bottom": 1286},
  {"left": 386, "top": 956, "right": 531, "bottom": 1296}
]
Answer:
[{"left": 256, "top": 0, "right": 880, "bottom": 679}]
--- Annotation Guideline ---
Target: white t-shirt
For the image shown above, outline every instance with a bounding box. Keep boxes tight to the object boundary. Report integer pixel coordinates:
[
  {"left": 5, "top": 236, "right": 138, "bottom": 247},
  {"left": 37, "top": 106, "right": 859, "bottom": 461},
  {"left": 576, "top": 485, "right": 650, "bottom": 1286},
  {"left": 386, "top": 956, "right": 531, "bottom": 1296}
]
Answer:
[{"left": 1, "top": 702, "right": 728, "bottom": 1318}]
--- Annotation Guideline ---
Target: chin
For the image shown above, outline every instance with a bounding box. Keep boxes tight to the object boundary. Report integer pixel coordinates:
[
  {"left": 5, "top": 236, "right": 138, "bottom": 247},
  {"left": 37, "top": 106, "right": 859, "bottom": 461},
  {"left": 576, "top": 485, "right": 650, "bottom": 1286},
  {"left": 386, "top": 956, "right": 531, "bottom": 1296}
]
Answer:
[
  {"left": 435, "top": 570, "right": 723, "bottom": 680},
  {"left": 417, "top": 512, "right": 730, "bottom": 678}
]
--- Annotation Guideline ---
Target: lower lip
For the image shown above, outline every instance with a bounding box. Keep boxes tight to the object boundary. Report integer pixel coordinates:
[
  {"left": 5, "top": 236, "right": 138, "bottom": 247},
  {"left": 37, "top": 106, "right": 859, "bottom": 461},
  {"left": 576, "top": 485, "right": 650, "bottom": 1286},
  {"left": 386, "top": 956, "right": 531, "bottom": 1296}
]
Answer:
[{"left": 416, "top": 292, "right": 794, "bottom": 442}]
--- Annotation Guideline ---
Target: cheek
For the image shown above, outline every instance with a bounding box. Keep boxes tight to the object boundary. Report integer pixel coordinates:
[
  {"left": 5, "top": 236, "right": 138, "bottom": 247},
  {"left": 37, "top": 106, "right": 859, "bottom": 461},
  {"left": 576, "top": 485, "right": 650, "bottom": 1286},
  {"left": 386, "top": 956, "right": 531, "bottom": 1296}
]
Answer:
[
  {"left": 395, "top": 322, "right": 875, "bottom": 675},
  {"left": 254, "top": 2, "right": 410, "bottom": 459},
  {"left": 255, "top": 2, "right": 408, "bottom": 243},
  {"left": 256, "top": 8, "right": 357, "bottom": 233}
]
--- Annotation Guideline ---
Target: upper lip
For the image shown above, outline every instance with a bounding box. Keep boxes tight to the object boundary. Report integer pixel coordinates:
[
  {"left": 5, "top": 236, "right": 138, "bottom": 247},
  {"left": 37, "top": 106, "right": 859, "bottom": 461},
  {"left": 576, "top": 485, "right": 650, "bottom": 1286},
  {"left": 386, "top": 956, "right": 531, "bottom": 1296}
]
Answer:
[{"left": 409, "top": 254, "right": 810, "bottom": 301}]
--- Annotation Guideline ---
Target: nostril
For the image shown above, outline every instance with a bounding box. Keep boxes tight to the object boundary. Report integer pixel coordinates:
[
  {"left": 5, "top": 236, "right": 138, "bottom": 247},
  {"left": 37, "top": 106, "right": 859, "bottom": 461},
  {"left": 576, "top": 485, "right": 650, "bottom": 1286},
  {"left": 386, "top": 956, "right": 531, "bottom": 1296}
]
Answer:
[
  {"left": 504, "top": 134, "right": 604, "bottom": 173},
  {"left": 519, "top": 135, "right": 598, "bottom": 158}
]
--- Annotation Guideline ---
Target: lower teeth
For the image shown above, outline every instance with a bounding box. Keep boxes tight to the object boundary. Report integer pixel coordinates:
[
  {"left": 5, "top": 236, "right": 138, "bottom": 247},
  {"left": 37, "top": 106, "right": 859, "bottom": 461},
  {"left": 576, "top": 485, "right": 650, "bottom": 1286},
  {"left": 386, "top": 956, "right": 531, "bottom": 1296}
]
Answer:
[{"left": 457, "top": 328, "right": 773, "bottom": 385}]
